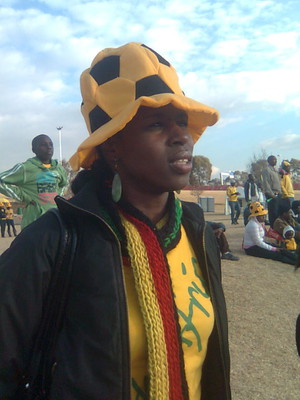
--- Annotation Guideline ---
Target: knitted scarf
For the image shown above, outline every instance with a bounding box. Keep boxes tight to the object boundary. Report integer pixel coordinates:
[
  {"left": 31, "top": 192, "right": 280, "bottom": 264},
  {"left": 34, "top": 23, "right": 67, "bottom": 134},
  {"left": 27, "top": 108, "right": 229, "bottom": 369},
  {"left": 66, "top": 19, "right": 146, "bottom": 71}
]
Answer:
[
  {"left": 119, "top": 197, "right": 189, "bottom": 400},
  {"left": 96, "top": 193, "right": 188, "bottom": 399}
]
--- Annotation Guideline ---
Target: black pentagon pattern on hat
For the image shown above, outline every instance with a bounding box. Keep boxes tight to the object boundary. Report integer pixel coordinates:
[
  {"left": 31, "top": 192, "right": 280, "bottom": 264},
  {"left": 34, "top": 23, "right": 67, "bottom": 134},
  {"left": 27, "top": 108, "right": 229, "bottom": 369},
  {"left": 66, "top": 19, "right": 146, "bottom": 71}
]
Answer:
[
  {"left": 136, "top": 75, "right": 174, "bottom": 99},
  {"left": 141, "top": 44, "right": 170, "bottom": 67},
  {"left": 90, "top": 55, "right": 120, "bottom": 85},
  {"left": 89, "top": 106, "right": 112, "bottom": 133}
]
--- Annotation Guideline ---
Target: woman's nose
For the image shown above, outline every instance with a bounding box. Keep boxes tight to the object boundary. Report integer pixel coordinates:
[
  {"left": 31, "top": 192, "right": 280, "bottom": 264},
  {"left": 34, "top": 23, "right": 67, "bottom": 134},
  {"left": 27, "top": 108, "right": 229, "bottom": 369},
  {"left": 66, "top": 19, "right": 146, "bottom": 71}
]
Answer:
[{"left": 169, "top": 123, "right": 193, "bottom": 146}]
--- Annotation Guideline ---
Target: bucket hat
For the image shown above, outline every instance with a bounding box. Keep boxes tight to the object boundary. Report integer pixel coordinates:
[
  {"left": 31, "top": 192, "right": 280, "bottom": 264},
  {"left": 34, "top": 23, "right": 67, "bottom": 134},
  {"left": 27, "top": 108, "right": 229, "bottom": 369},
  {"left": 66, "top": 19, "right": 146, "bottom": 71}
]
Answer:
[
  {"left": 249, "top": 201, "right": 268, "bottom": 218},
  {"left": 69, "top": 42, "right": 219, "bottom": 170}
]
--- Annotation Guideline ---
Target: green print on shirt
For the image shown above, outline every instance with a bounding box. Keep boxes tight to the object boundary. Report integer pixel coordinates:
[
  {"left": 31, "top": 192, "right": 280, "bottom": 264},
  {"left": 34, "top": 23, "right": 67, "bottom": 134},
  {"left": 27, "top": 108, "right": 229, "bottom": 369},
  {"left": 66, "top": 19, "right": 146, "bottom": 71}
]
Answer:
[
  {"left": 177, "top": 259, "right": 210, "bottom": 352},
  {"left": 192, "top": 256, "right": 210, "bottom": 294},
  {"left": 132, "top": 377, "right": 147, "bottom": 400}
]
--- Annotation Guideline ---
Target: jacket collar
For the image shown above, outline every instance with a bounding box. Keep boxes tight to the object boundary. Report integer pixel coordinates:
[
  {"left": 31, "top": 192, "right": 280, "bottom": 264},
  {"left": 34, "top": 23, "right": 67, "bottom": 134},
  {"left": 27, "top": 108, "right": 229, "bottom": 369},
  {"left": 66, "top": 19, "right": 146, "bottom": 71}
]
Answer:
[
  {"left": 56, "top": 181, "right": 106, "bottom": 219},
  {"left": 56, "top": 185, "right": 206, "bottom": 238}
]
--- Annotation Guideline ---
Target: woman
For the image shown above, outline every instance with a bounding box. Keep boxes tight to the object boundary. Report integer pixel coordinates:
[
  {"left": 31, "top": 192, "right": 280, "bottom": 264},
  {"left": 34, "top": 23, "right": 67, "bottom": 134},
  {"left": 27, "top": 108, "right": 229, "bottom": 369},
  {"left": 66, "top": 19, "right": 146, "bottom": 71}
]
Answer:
[
  {"left": 243, "top": 201, "right": 296, "bottom": 265},
  {"left": 0, "top": 43, "right": 230, "bottom": 399}
]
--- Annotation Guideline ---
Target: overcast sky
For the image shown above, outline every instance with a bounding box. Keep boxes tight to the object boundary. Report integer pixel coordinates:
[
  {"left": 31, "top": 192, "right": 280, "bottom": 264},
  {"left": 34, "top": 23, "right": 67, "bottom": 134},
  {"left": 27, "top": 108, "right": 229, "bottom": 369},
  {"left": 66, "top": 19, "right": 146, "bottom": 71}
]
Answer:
[{"left": 1, "top": 0, "right": 300, "bottom": 177}]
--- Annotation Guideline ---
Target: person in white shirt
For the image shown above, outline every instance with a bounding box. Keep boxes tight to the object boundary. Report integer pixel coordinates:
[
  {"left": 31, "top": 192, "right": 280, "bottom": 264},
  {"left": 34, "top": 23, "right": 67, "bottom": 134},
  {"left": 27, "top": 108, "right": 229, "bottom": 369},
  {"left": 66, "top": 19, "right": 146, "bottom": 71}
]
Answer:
[{"left": 243, "top": 201, "right": 296, "bottom": 265}]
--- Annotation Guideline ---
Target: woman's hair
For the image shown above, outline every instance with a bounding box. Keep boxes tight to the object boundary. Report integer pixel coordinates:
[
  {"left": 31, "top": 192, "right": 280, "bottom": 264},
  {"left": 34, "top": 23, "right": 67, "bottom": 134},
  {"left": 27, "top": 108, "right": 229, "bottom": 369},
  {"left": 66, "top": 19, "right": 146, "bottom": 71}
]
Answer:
[
  {"left": 71, "top": 169, "right": 93, "bottom": 195},
  {"left": 71, "top": 145, "right": 114, "bottom": 196},
  {"left": 278, "top": 198, "right": 291, "bottom": 215}
]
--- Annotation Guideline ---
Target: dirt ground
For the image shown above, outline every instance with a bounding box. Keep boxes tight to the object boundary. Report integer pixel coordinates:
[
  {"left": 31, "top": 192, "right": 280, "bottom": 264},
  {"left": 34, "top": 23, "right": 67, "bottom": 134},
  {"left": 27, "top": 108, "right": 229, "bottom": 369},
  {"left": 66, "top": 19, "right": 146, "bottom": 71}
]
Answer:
[
  {"left": 180, "top": 191, "right": 300, "bottom": 400},
  {"left": 1, "top": 193, "right": 300, "bottom": 399}
]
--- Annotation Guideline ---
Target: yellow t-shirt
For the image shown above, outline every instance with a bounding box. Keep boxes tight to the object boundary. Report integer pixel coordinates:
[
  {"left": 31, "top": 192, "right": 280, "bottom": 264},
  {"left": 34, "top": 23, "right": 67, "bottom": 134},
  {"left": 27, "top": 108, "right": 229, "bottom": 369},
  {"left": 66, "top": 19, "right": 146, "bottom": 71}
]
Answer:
[
  {"left": 227, "top": 185, "right": 239, "bottom": 202},
  {"left": 123, "top": 225, "right": 214, "bottom": 400},
  {"left": 6, "top": 209, "right": 14, "bottom": 219},
  {"left": 285, "top": 237, "right": 297, "bottom": 250}
]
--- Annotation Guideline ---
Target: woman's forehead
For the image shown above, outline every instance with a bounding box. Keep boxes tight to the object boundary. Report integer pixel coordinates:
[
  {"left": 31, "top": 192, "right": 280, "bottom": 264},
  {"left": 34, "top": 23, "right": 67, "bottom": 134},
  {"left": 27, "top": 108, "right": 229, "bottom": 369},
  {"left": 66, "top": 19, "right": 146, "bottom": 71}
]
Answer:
[{"left": 135, "top": 104, "right": 188, "bottom": 119}]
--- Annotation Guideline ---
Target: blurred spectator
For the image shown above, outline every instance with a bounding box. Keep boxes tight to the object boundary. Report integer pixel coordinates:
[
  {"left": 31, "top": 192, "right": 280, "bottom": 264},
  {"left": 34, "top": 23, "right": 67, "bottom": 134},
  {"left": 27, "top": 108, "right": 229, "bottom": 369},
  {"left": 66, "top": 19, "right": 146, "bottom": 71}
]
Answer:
[
  {"left": 0, "top": 135, "right": 67, "bottom": 229},
  {"left": 273, "top": 199, "right": 300, "bottom": 243},
  {"left": 243, "top": 201, "right": 296, "bottom": 265},
  {"left": 291, "top": 200, "right": 300, "bottom": 223},
  {"left": 261, "top": 155, "right": 281, "bottom": 227},
  {"left": 5, "top": 205, "right": 17, "bottom": 237},
  {"left": 207, "top": 221, "right": 239, "bottom": 261},
  {"left": 279, "top": 160, "right": 294, "bottom": 206},
  {"left": 244, "top": 174, "right": 259, "bottom": 203},
  {"left": 0, "top": 206, "right": 6, "bottom": 238},
  {"left": 226, "top": 180, "right": 240, "bottom": 225}
]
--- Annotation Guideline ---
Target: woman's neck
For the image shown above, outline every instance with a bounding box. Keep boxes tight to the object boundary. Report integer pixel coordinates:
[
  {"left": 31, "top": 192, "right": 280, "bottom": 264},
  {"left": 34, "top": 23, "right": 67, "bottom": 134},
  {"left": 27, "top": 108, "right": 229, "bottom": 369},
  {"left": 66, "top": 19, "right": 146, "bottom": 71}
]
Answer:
[{"left": 122, "top": 190, "right": 169, "bottom": 224}]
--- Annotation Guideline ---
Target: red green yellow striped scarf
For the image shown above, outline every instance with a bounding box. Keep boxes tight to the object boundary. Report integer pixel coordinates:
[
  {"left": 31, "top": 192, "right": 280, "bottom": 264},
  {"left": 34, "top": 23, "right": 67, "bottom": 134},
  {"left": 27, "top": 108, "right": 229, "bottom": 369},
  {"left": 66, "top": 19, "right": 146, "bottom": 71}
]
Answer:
[{"left": 119, "top": 208, "right": 189, "bottom": 400}]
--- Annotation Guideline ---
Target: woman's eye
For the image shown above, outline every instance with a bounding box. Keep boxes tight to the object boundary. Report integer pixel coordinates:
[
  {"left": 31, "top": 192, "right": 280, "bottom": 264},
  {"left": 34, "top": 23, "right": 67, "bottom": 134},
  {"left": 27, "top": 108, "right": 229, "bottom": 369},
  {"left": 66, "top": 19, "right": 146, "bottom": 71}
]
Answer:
[
  {"left": 148, "top": 122, "right": 163, "bottom": 129},
  {"left": 178, "top": 120, "right": 188, "bottom": 127}
]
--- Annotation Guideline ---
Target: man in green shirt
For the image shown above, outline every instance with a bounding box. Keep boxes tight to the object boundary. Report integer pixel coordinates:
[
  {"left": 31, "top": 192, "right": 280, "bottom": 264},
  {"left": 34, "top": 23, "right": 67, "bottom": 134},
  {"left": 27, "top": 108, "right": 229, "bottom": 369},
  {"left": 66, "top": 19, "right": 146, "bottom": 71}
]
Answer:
[{"left": 0, "top": 134, "right": 67, "bottom": 229}]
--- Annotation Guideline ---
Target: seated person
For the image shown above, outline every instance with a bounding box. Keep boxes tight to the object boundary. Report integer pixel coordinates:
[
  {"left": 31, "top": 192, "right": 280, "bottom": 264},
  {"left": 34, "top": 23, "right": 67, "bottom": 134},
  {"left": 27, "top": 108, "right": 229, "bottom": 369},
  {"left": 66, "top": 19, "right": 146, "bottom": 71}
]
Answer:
[
  {"left": 242, "top": 201, "right": 296, "bottom": 265},
  {"left": 273, "top": 199, "right": 300, "bottom": 243},
  {"left": 207, "top": 221, "right": 239, "bottom": 261},
  {"left": 283, "top": 225, "right": 297, "bottom": 251},
  {"left": 292, "top": 200, "right": 300, "bottom": 224}
]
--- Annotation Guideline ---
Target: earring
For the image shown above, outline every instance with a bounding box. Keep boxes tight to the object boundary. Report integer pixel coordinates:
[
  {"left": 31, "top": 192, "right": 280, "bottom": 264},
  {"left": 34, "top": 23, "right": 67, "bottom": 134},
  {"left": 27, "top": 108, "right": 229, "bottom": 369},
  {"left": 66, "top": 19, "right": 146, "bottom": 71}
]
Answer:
[{"left": 112, "top": 170, "right": 122, "bottom": 203}]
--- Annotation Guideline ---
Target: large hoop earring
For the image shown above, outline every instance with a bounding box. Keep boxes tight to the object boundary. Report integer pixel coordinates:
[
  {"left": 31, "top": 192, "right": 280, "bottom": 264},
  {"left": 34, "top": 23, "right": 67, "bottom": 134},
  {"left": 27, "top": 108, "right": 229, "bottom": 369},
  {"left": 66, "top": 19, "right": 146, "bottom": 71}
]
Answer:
[{"left": 112, "top": 161, "right": 122, "bottom": 203}]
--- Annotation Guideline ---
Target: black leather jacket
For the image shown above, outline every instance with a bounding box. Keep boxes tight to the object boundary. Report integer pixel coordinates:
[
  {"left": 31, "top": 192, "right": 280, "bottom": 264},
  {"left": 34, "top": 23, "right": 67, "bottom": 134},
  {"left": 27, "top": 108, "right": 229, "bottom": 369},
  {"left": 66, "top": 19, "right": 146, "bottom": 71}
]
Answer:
[{"left": 0, "top": 183, "right": 231, "bottom": 399}]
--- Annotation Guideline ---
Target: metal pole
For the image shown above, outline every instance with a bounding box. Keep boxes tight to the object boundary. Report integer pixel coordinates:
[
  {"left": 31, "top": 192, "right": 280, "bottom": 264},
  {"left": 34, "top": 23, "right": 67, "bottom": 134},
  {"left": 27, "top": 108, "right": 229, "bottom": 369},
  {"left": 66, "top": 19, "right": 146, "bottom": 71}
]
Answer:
[{"left": 56, "top": 126, "right": 63, "bottom": 163}]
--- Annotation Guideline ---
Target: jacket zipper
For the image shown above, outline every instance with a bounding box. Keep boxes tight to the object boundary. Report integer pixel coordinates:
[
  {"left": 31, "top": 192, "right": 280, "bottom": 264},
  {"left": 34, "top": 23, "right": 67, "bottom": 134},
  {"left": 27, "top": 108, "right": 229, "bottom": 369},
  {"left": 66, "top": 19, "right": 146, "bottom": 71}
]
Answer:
[
  {"left": 202, "top": 223, "right": 231, "bottom": 399},
  {"left": 57, "top": 199, "right": 131, "bottom": 399}
]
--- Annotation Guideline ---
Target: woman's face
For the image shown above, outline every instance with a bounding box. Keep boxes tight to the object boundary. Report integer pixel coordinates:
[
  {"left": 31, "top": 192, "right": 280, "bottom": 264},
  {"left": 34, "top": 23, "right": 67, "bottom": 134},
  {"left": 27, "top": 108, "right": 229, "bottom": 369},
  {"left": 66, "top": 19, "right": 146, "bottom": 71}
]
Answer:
[
  {"left": 113, "top": 104, "right": 194, "bottom": 195},
  {"left": 257, "top": 215, "right": 266, "bottom": 223},
  {"left": 282, "top": 209, "right": 293, "bottom": 221}
]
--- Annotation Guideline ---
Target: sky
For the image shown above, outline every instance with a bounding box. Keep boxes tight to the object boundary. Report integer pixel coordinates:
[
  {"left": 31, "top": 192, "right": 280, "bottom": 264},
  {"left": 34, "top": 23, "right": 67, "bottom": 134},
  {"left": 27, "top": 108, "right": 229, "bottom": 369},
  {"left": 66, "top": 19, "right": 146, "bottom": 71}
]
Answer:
[{"left": 1, "top": 0, "right": 300, "bottom": 178}]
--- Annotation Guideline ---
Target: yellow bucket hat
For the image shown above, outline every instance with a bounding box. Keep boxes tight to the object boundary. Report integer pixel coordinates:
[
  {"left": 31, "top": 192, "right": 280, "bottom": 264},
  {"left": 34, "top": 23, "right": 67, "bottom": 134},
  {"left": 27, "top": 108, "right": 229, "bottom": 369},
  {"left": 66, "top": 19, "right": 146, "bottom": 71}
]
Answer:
[
  {"left": 69, "top": 42, "right": 219, "bottom": 170},
  {"left": 249, "top": 201, "right": 268, "bottom": 218}
]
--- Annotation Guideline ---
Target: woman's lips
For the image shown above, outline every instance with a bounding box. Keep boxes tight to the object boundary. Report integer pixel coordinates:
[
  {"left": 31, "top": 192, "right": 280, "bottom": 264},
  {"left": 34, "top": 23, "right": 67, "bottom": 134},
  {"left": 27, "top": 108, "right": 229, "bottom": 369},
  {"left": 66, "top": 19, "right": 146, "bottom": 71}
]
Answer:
[{"left": 169, "top": 158, "right": 192, "bottom": 174}]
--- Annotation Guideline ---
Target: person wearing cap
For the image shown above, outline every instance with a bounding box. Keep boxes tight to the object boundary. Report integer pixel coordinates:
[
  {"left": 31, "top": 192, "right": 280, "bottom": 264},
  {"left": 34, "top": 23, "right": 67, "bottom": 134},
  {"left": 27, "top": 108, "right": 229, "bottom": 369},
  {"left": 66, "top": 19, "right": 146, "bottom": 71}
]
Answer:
[
  {"left": 226, "top": 180, "right": 240, "bottom": 224},
  {"left": 0, "top": 134, "right": 67, "bottom": 229},
  {"left": 279, "top": 160, "right": 294, "bottom": 206},
  {"left": 243, "top": 201, "right": 296, "bottom": 265},
  {"left": 0, "top": 43, "right": 231, "bottom": 400},
  {"left": 261, "top": 155, "right": 282, "bottom": 228}
]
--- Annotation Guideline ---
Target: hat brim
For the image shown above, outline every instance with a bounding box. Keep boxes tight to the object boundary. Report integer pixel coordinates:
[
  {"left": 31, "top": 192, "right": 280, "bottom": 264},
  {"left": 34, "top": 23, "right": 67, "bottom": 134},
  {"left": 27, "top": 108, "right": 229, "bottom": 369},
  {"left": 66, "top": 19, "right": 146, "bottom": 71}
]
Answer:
[
  {"left": 69, "top": 93, "right": 219, "bottom": 170},
  {"left": 249, "top": 209, "right": 268, "bottom": 218}
]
